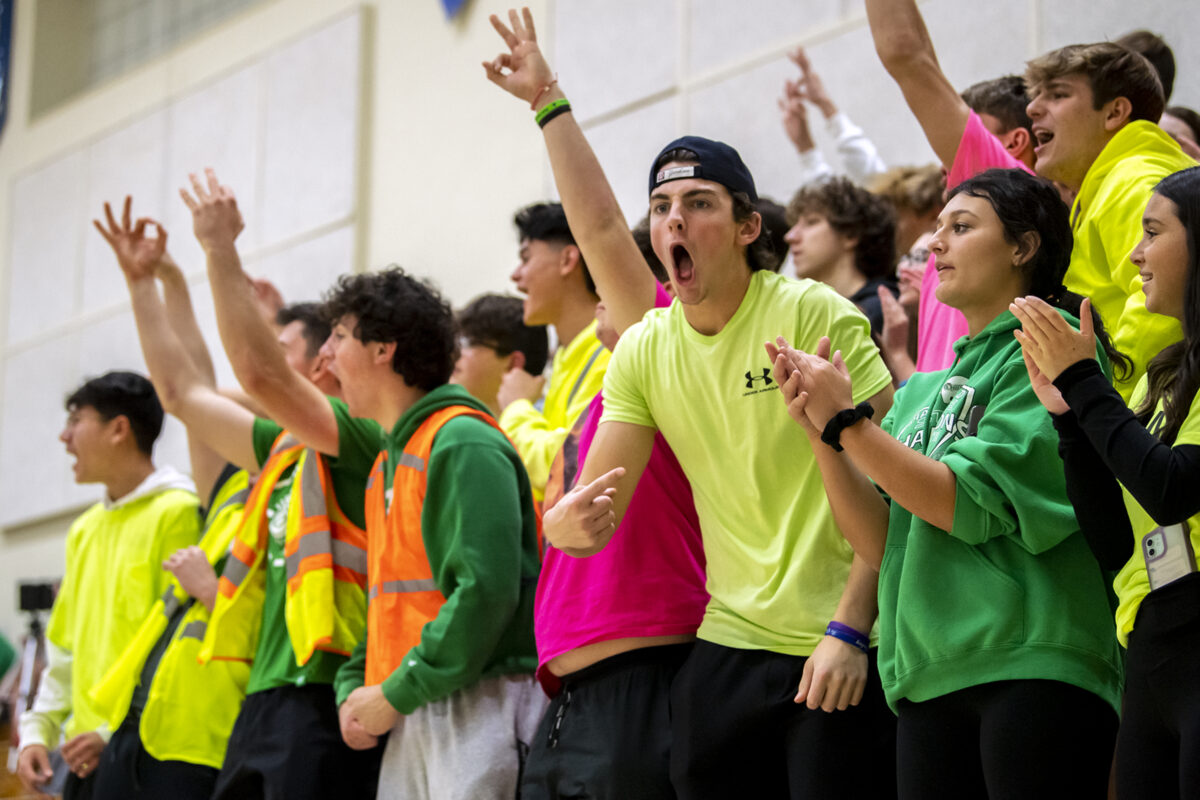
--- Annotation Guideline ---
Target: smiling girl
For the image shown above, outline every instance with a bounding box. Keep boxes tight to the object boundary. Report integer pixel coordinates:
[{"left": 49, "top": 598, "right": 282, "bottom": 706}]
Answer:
[
  {"left": 1013, "top": 165, "right": 1200, "bottom": 799},
  {"left": 769, "top": 168, "right": 1127, "bottom": 798}
]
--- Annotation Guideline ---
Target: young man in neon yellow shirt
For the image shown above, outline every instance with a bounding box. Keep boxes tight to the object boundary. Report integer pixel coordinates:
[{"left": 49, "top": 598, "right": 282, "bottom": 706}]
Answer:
[
  {"left": 485, "top": 11, "right": 897, "bottom": 797},
  {"left": 16, "top": 372, "right": 200, "bottom": 800},
  {"left": 500, "top": 202, "right": 609, "bottom": 501}
]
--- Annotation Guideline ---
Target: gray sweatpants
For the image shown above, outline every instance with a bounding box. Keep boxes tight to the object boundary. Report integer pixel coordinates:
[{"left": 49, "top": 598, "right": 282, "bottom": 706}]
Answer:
[{"left": 376, "top": 674, "right": 548, "bottom": 800}]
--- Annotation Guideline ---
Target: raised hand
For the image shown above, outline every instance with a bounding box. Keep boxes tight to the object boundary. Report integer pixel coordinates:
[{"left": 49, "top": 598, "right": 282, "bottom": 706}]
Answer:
[
  {"left": 179, "top": 168, "right": 244, "bottom": 252},
  {"left": 779, "top": 76, "right": 814, "bottom": 153},
  {"left": 789, "top": 47, "right": 837, "bottom": 118},
  {"left": 497, "top": 364, "right": 545, "bottom": 412},
  {"left": 1020, "top": 347, "right": 1069, "bottom": 415},
  {"left": 482, "top": 7, "right": 556, "bottom": 107},
  {"left": 249, "top": 277, "right": 285, "bottom": 325},
  {"left": 766, "top": 336, "right": 819, "bottom": 434},
  {"left": 785, "top": 336, "right": 856, "bottom": 430},
  {"left": 543, "top": 467, "right": 625, "bottom": 553},
  {"left": 1010, "top": 295, "right": 1096, "bottom": 382},
  {"left": 94, "top": 196, "right": 168, "bottom": 283}
]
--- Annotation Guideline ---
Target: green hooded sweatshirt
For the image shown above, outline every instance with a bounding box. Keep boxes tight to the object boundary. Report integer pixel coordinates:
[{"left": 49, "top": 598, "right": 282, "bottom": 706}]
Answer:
[
  {"left": 878, "top": 310, "right": 1123, "bottom": 714},
  {"left": 332, "top": 384, "right": 540, "bottom": 713}
]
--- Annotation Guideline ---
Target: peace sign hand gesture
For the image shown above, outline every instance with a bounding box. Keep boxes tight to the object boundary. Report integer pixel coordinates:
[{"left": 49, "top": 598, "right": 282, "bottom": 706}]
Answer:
[{"left": 482, "top": 7, "right": 556, "bottom": 108}]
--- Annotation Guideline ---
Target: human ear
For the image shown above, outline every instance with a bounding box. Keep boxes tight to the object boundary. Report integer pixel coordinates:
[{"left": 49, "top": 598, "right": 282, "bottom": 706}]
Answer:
[
  {"left": 1104, "top": 97, "right": 1134, "bottom": 131},
  {"left": 1013, "top": 230, "right": 1041, "bottom": 267},
  {"left": 507, "top": 351, "right": 527, "bottom": 373},
  {"left": 736, "top": 212, "right": 763, "bottom": 247},
  {"left": 375, "top": 341, "right": 397, "bottom": 366}
]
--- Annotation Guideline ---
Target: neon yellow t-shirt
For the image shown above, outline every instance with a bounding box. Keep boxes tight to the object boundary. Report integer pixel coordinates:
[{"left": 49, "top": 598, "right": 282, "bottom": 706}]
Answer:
[
  {"left": 601, "top": 270, "right": 892, "bottom": 655},
  {"left": 500, "top": 319, "right": 609, "bottom": 501},
  {"left": 1114, "top": 376, "right": 1200, "bottom": 645}
]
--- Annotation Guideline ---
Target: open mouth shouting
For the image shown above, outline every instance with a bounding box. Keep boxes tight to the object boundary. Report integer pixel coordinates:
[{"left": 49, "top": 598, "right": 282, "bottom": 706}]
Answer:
[
  {"left": 672, "top": 244, "right": 695, "bottom": 285},
  {"left": 1033, "top": 127, "right": 1054, "bottom": 156}
]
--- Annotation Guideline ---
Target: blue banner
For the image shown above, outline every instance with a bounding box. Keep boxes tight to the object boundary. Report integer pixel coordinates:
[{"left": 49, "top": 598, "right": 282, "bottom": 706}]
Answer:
[
  {"left": 0, "top": 1, "right": 11, "bottom": 138},
  {"left": 441, "top": 0, "right": 468, "bottom": 19}
]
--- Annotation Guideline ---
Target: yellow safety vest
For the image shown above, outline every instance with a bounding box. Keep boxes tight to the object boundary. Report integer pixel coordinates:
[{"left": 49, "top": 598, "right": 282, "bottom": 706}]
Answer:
[
  {"left": 89, "top": 471, "right": 252, "bottom": 768},
  {"left": 200, "top": 432, "right": 368, "bottom": 668}
]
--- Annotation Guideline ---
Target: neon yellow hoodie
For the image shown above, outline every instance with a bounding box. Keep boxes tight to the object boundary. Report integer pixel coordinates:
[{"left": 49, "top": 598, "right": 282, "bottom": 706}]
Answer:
[
  {"left": 1067, "top": 120, "right": 1196, "bottom": 401},
  {"left": 19, "top": 467, "right": 199, "bottom": 748}
]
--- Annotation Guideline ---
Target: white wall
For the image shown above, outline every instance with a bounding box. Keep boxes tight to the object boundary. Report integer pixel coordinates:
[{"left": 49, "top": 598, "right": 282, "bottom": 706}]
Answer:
[{"left": 1, "top": 0, "right": 1197, "bottom": 645}]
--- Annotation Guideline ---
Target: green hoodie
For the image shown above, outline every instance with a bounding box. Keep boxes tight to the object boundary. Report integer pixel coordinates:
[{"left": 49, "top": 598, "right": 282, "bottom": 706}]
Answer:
[
  {"left": 878, "top": 310, "right": 1123, "bottom": 714},
  {"left": 332, "top": 384, "right": 540, "bottom": 713},
  {"left": 1068, "top": 120, "right": 1195, "bottom": 401}
]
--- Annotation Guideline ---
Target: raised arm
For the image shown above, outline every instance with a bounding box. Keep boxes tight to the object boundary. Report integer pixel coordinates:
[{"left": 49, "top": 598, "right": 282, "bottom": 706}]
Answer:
[
  {"left": 95, "top": 199, "right": 258, "bottom": 478},
  {"left": 788, "top": 48, "right": 887, "bottom": 185},
  {"left": 865, "top": 0, "right": 969, "bottom": 169},
  {"left": 484, "top": 8, "right": 656, "bottom": 335},
  {"left": 181, "top": 169, "right": 340, "bottom": 455}
]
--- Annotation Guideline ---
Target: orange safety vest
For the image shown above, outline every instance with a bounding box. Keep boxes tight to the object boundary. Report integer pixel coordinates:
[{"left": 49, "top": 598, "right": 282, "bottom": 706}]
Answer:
[
  {"left": 364, "top": 406, "right": 504, "bottom": 685},
  {"left": 202, "top": 431, "right": 368, "bottom": 666}
]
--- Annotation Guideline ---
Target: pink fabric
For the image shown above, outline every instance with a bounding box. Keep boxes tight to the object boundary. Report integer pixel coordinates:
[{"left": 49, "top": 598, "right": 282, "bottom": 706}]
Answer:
[
  {"left": 915, "top": 111, "right": 1036, "bottom": 372},
  {"left": 533, "top": 285, "right": 708, "bottom": 696}
]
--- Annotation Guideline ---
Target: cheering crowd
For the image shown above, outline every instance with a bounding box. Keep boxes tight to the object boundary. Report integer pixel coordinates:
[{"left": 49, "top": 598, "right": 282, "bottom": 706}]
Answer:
[{"left": 13, "top": 1, "right": 1200, "bottom": 798}]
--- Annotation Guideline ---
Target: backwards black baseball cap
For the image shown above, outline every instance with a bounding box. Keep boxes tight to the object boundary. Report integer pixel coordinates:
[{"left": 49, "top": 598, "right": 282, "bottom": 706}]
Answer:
[{"left": 648, "top": 136, "right": 758, "bottom": 203}]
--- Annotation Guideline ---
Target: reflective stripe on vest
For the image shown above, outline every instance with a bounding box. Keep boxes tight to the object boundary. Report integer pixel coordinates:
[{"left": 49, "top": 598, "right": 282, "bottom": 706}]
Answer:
[
  {"left": 202, "top": 431, "right": 368, "bottom": 667},
  {"left": 364, "top": 405, "right": 504, "bottom": 686}
]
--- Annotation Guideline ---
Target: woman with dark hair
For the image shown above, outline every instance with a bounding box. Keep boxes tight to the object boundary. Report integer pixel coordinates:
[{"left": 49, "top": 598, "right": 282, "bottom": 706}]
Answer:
[
  {"left": 1013, "top": 165, "right": 1200, "bottom": 799},
  {"left": 769, "top": 168, "right": 1124, "bottom": 798}
]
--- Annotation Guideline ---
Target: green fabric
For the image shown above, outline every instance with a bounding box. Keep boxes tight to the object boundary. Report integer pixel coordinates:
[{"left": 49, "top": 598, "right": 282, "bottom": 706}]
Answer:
[
  {"left": 1067, "top": 120, "right": 1195, "bottom": 400},
  {"left": 877, "top": 309, "right": 1123, "bottom": 714},
  {"left": 46, "top": 486, "right": 201, "bottom": 740},
  {"left": 332, "top": 385, "right": 539, "bottom": 713},
  {"left": 244, "top": 464, "right": 344, "bottom": 693},
  {"left": 1112, "top": 377, "right": 1200, "bottom": 645},
  {"left": 251, "top": 397, "right": 370, "bottom": 529},
  {"left": 0, "top": 631, "right": 15, "bottom": 678},
  {"left": 601, "top": 270, "right": 893, "bottom": 655}
]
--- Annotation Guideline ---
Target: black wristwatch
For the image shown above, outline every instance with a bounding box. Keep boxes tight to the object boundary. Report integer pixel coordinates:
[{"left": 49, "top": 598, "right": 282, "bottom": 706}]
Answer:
[{"left": 820, "top": 402, "right": 874, "bottom": 452}]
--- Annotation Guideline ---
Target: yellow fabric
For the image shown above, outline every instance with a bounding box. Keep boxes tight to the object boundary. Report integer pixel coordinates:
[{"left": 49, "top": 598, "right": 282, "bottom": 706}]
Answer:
[
  {"left": 1067, "top": 121, "right": 1195, "bottom": 401},
  {"left": 1113, "top": 377, "right": 1200, "bottom": 645},
  {"left": 89, "top": 472, "right": 251, "bottom": 768},
  {"left": 201, "top": 436, "right": 366, "bottom": 668},
  {"left": 45, "top": 488, "right": 200, "bottom": 742},
  {"left": 499, "top": 319, "right": 609, "bottom": 501}
]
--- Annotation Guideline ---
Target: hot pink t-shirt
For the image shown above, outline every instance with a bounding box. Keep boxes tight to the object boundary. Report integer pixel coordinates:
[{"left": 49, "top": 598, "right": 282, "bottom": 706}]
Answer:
[
  {"left": 915, "top": 110, "right": 1036, "bottom": 372},
  {"left": 533, "top": 285, "right": 708, "bottom": 696}
]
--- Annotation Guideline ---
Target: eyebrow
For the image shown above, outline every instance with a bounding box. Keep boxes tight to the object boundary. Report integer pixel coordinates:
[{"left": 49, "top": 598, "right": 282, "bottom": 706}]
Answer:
[
  {"left": 937, "top": 208, "right": 979, "bottom": 224},
  {"left": 1142, "top": 215, "right": 1164, "bottom": 226},
  {"left": 650, "top": 187, "right": 720, "bottom": 202}
]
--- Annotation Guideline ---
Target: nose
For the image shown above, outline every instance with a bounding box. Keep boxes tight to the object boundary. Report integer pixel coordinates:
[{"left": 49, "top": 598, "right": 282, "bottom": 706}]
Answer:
[
  {"left": 664, "top": 198, "right": 685, "bottom": 231},
  {"left": 59, "top": 425, "right": 71, "bottom": 445},
  {"left": 784, "top": 223, "right": 802, "bottom": 245},
  {"left": 929, "top": 223, "right": 948, "bottom": 255},
  {"left": 510, "top": 262, "right": 524, "bottom": 284},
  {"left": 1130, "top": 236, "right": 1146, "bottom": 267},
  {"left": 1025, "top": 95, "right": 1042, "bottom": 120},
  {"left": 318, "top": 333, "right": 336, "bottom": 360}
]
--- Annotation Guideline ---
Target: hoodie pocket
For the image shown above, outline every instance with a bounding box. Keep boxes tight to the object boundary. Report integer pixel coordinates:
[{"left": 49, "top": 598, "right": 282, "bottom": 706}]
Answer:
[{"left": 888, "top": 533, "right": 1025, "bottom": 678}]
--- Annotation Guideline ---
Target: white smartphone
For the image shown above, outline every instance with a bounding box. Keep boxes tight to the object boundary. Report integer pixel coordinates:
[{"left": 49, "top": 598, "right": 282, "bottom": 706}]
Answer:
[{"left": 1142, "top": 522, "right": 1197, "bottom": 591}]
